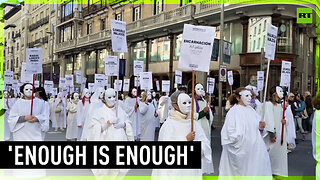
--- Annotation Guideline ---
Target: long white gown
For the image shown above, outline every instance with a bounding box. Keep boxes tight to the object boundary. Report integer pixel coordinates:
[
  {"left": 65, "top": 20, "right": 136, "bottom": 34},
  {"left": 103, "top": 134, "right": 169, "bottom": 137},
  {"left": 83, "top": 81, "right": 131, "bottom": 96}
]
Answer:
[
  {"left": 52, "top": 97, "right": 67, "bottom": 129},
  {"left": 286, "top": 105, "right": 296, "bottom": 149},
  {"left": 139, "top": 102, "right": 157, "bottom": 141},
  {"left": 257, "top": 102, "right": 288, "bottom": 177},
  {"left": 158, "top": 95, "right": 172, "bottom": 124},
  {"left": 151, "top": 110, "right": 213, "bottom": 180},
  {"left": 66, "top": 100, "right": 78, "bottom": 140},
  {"left": 124, "top": 97, "right": 141, "bottom": 140},
  {"left": 312, "top": 110, "right": 319, "bottom": 180},
  {"left": 4, "top": 97, "right": 15, "bottom": 141},
  {"left": 194, "top": 97, "right": 213, "bottom": 141},
  {"left": 40, "top": 100, "right": 50, "bottom": 140},
  {"left": 219, "top": 104, "right": 272, "bottom": 177},
  {"left": 87, "top": 104, "right": 133, "bottom": 176},
  {"left": 76, "top": 99, "right": 91, "bottom": 140},
  {"left": 151, "top": 99, "right": 160, "bottom": 128}
]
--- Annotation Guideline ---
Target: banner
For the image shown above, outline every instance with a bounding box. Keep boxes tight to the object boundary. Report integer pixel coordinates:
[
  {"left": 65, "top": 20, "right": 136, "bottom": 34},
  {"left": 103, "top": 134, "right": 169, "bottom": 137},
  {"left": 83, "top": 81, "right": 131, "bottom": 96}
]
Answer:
[
  {"left": 34, "top": 80, "right": 40, "bottom": 88},
  {"left": 162, "top": 80, "right": 170, "bottom": 93},
  {"left": 44, "top": 80, "right": 54, "bottom": 94},
  {"left": 26, "top": 48, "right": 43, "bottom": 74},
  {"left": 207, "top": 77, "right": 215, "bottom": 94},
  {"left": 105, "top": 56, "right": 118, "bottom": 76},
  {"left": 4, "top": 71, "right": 14, "bottom": 85},
  {"left": 110, "top": 19, "right": 128, "bottom": 53},
  {"left": 257, "top": 71, "right": 264, "bottom": 91},
  {"left": 52, "top": 88, "right": 57, "bottom": 96},
  {"left": 178, "top": 24, "right": 216, "bottom": 72},
  {"left": 65, "top": 74, "right": 74, "bottom": 87},
  {"left": 223, "top": 41, "right": 232, "bottom": 64},
  {"left": 81, "top": 77, "right": 87, "bottom": 92},
  {"left": 114, "top": 80, "right": 123, "bottom": 91},
  {"left": 156, "top": 80, "right": 160, "bottom": 92},
  {"left": 134, "top": 77, "right": 140, "bottom": 87},
  {"left": 20, "top": 62, "right": 33, "bottom": 83},
  {"left": 76, "top": 71, "right": 82, "bottom": 84},
  {"left": 62, "top": 87, "right": 68, "bottom": 97},
  {"left": 59, "top": 78, "right": 66, "bottom": 88},
  {"left": 94, "top": 74, "right": 105, "bottom": 88},
  {"left": 134, "top": 60, "right": 144, "bottom": 77},
  {"left": 139, "top": 72, "right": 153, "bottom": 90},
  {"left": 175, "top": 70, "right": 182, "bottom": 85},
  {"left": 264, "top": 24, "right": 278, "bottom": 60},
  {"left": 227, "top": 71, "right": 233, "bottom": 86},
  {"left": 280, "top": 61, "right": 292, "bottom": 87},
  {"left": 88, "top": 83, "right": 95, "bottom": 93},
  {"left": 123, "top": 79, "right": 130, "bottom": 92}
]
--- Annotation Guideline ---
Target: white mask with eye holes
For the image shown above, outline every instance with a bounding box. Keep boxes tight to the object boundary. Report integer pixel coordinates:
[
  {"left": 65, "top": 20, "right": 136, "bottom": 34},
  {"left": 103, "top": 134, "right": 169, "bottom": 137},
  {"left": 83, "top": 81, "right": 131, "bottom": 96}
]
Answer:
[
  {"left": 177, "top": 93, "right": 192, "bottom": 115},
  {"left": 73, "top": 93, "right": 79, "bottom": 101},
  {"left": 276, "top": 86, "right": 284, "bottom": 99},
  {"left": 105, "top": 88, "right": 116, "bottom": 107},
  {"left": 96, "top": 87, "right": 104, "bottom": 99},
  {"left": 85, "top": 91, "right": 91, "bottom": 98},
  {"left": 23, "top": 84, "right": 33, "bottom": 98},
  {"left": 147, "top": 91, "right": 152, "bottom": 100},
  {"left": 152, "top": 92, "right": 156, "bottom": 98},
  {"left": 195, "top": 84, "right": 204, "bottom": 97},
  {"left": 131, "top": 88, "right": 137, "bottom": 97},
  {"left": 239, "top": 90, "right": 252, "bottom": 106}
]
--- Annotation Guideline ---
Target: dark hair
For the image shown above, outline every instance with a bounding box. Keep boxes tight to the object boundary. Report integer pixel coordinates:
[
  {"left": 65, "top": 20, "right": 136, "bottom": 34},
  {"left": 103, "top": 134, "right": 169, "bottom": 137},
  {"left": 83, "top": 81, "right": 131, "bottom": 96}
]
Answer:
[
  {"left": 295, "top": 93, "right": 304, "bottom": 101},
  {"left": 229, "top": 87, "right": 247, "bottom": 106},
  {"left": 35, "top": 87, "right": 48, "bottom": 101},
  {"left": 305, "top": 95, "right": 313, "bottom": 108},
  {"left": 128, "top": 87, "right": 139, "bottom": 98},
  {"left": 20, "top": 83, "right": 33, "bottom": 94}
]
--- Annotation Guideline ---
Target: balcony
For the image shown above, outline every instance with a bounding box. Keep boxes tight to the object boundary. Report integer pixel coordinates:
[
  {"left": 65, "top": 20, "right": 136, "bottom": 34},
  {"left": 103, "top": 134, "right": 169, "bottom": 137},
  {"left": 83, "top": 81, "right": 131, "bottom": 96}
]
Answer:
[
  {"left": 29, "top": 16, "right": 50, "bottom": 31},
  {"left": 56, "top": 39, "right": 76, "bottom": 52},
  {"left": 28, "top": 36, "right": 49, "bottom": 48},
  {"left": 83, "top": 4, "right": 107, "bottom": 17},
  {"left": 13, "top": 33, "right": 21, "bottom": 40}
]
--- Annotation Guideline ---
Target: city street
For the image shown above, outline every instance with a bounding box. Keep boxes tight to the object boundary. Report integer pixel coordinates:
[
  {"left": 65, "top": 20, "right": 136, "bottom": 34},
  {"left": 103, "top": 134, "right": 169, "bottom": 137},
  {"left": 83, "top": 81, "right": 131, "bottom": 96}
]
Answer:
[{"left": 43, "top": 123, "right": 316, "bottom": 177}]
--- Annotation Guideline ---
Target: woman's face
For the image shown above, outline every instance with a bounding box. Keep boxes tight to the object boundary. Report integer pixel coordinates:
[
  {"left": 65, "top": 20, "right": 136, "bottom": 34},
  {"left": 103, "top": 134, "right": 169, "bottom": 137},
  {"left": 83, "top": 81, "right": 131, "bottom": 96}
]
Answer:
[
  {"left": 35, "top": 92, "right": 40, "bottom": 99},
  {"left": 296, "top": 95, "right": 301, "bottom": 101}
]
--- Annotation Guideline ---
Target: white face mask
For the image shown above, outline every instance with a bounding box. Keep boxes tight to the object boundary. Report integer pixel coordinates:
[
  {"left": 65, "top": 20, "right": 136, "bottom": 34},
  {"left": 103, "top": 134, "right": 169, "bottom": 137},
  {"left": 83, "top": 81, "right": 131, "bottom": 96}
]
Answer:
[
  {"left": 23, "top": 84, "right": 33, "bottom": 97},
  {"left": 85, "top": 91, "right": 91, "bottom": 98},
  {"left": 74, "top": 93, "right": 79, "bottom": 101},
  {"left": 4, "top": 91, "right": 8, "bottom": 98},
  {"left": 195, "top": 84, "right": 204, "bottom": 97},
  {"left": 105, "top": 89, "right": 116, "bottom": 107},
  {"left": 132, "top": 88, "right": 137, "bottom": 97},
  {"left": 121, "top": 94, "right": 124, "bottom": 99},
  {"left": 239, "top": 90, "right": 252, "bottom": 106},
  {"left": 276, "top": 86, "right": 284, "bottom": 99},
  {"left": 177, "top": 93, "right": 192, "bottom": 115},
  {"left": 97, "top": 88, "right": 104, "bottom": 99},
  {"left": 58, "top": 92, "right": 63, "bottom": 99},
  {"left": 147, "top": 91, "right": 152, "bottom": 100},
  {"left": 152, "top": 92, "right": 156, "bottom": 98}
]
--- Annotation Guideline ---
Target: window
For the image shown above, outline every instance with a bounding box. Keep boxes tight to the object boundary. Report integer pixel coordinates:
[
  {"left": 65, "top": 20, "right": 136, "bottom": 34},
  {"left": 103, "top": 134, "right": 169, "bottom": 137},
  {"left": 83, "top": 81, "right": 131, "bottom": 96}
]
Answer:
[
  {"left": 52, "top": 24, "right": 56, "bottom": 33},
  {"left": 263, "top": 20, "right": 266, "bottom": 31},
  {"left": 258, "top": 23, "right": 261, "bottom": 34},
  {"left": 11, "top": 31, "right": 14, "bottom": 38},
  {"left": 53, "top": 3, "right": 56, "bottom": 11},
  {"left": 254, "top": 27, "right": 256, "bottom": 36},
  {"left": 164, "top": 44, "right": 169, "bottom": 51},
  {"left": 16, "top": 58, "right": 18, "bottom": 68},
  {"left": 40, "top": 11, "right": 44, "bottom": 19},
  {"left": 100, "top": 19, "right": 106, "bottom": 30},
  {"left": 154, "top": 0, "right": 164, "bottom": 15},
  {"left": 8, "top": 32, "right": 10, "bottom": 39},
  {"left": 133, "top": 6, "right": 141, "bottom": 21},
  {"left": 16, "top": 43, "right": 19, "bottom": 51},
  {"left": 253, "top": 40, "right": 255, "bottom": 52},
  {"left": 36, "top": 15, "right": 39, "bottom": 21},
  {"left": 151, "top": 36, "right": 170, "bottom": 62},
  {"left": 87, "top": 23, "right": 93, "bottom": 34},
  {"left": 257, "top": 38, "right": 260, "bottom": 50},
  {"left": 116, "top": 13, "right": 122, "bottom": 21},
  {"left": 35, "top": 33, "right": 38, "bottom": 40},
  {"left": 248, "top": 16, "right": 271, "bottom": 52}
]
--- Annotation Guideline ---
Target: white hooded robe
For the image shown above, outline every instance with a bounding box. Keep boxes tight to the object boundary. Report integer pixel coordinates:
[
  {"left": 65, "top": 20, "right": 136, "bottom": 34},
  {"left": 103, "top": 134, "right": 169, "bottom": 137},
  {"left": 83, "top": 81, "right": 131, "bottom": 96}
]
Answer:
[
  {"left": 4, "top": 97, "right": 15, "bottom": 141},
  {"left": 66, "top": 99, "right": 78, "bottom": 139},
  {"left": 124, "top": 96, "right": 141, "bottom": 140},
  {"left": 52, "top": 97, "right": 67, "bottom": 129},
  {"left": 139, "top": 101, "right": 157, "bottom": 141}
]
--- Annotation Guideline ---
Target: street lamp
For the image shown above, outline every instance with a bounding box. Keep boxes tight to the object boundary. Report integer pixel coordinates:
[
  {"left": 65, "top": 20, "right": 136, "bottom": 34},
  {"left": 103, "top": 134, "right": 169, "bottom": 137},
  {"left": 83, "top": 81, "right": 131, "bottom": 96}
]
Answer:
[{"left": 46, "top": 31, "right": 54, "bottom": 81}]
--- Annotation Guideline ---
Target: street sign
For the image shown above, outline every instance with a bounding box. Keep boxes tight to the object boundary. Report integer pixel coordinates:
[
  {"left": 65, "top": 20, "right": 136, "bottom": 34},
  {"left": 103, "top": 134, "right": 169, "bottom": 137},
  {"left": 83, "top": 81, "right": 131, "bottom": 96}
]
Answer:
[{"left": 219, "top": 65, "right": 227, "bottom": 82}]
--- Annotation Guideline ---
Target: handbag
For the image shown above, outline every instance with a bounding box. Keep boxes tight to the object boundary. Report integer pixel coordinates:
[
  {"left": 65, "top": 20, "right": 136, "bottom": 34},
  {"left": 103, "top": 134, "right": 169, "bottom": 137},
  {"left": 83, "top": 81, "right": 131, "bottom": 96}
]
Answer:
[
  {"left": 55, "top": 106, "right": 62, "bottom": 113},
  {"left": 301, "top": 109, "right": 308, "bottom": 119}
]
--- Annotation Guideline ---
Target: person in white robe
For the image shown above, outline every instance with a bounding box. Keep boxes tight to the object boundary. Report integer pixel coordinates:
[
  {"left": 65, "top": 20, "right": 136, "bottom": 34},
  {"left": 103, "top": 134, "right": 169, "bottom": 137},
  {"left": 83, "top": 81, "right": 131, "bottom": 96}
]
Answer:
[
  {"left": 151, "top": 91, "right": 160, "bottom": 128},
  {"left": 245, "top": 85, "right": 261, "bottom": 110},
  {"left": 8, "top": 83, "right": 47, "bottom": 141},
  {"left": 158, "top": 92, "right": 172, "bottom": 126},
  {"left": 81, "top": 87, "right": 104, "bottom": 141},
  {"left": 257, "top": 86, "right": 288, "bottom": 177},
  {"left": 66, "top": 93, "right": 79, "bottom": 140},
  {"left": 285, "top": 100, "right": 296, "bottom": 151},
  {"left": 76, "top": 88, "right": 91, "bottom": 140},
  {"left": 87, "top": 88, "right": 133, "bottom": 177},
  {"left": 4, "top": 90, "right": 15, "bottom": 141},
  {"left": 139, "top": 91, "right": 158, "bottom": 141},
  {"left": 124, "top": 88, "right": 141, "bottom": 140},
  {"left": 219, "top": 88, "right": 272, "bottom": 177},
  {"left": 53, "top": 92, "right": 67, "bottom": 131},
  {"left": 152, "top": 91, "right": 213, "bottom": 180},
  {"left": 312, "top": 95, "right": 319, "bottom": 180},
  {"left": 193, "top": 84, "right": 213, "bottom": 142},
  {"left": 34, "top": 87, "right": 50, "bottom": 140},
  {"left": 48, "top": 94, "right": 56, "bottom": 123}
]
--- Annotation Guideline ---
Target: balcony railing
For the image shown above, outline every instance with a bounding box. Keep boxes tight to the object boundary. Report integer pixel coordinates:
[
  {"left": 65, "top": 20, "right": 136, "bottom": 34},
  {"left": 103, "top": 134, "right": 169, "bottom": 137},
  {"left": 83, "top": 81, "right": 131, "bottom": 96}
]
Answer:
[
  {"left": 83, "top": 4, "right": 107, "bottom": 17},
  {"left": 28, "top": 36, "right": 49, "bottom": 47},
  {"left": 29, "top": 16, "right": 50, "bottom": 31}
]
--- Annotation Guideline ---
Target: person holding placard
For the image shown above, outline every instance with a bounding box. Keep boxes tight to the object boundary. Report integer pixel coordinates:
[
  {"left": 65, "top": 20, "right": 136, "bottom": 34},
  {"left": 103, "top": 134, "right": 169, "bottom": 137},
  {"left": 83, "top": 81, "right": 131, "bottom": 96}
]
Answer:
[
  {"left": 158, "top": 92, "right": 172, "bottom": 126},
  {"left": 66, "top": 93, "right": 79, "bottom": 141},
  {"left": 219, "top": 88, "right": 272, "bottom": 177},
  {"left": 34, "top": 87, "right": 50, "bottom": 140},
  {"left": 53, "top": 92, "right": 67, "bottom": 132},
  {"left": 152, "top": 91, "right": 213, "bottom": 179},
  {"left": 3, "top": 90, "right": 15, "bottom": 141},
  {"left": 76, "top": 88, "right": 91, "bottom": 141},
  {"left": 257, "top": 86, "right": 288, "bottom": 177},
  {"left": 88, "top": 88, "right": 133, "bottom": 176},
  {"left": 123, "top": 87, "right": 141, "bottom": 141},
  {"left": 139, "top": 91, "right": 158, "bottom": 141},
  {"left": 8, "top": 83, "right": 47, "bottom": 141},
  {"left": 81, "top": 87, "right": 104, "bottom": 141},
  {"left": 193, "top": 84, "right": 213, "bottom": 142}
]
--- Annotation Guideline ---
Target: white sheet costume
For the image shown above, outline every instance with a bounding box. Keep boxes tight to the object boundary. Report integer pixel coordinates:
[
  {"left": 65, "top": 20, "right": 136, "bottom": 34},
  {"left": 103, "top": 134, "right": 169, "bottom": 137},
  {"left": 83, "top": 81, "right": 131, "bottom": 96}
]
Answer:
[
  {"left": 124, "top": 88, "right": 141, "bottom": 140},
  {"left": 158, "top": 94, "right": 172, "bottom": 124},
  {"left": 219, "top": 90, "right": 272, "bottom": 177},
  {"left": 245, "top": 85, "right": 261, "bottom": 110},
  {"left": 257, "top": 87, "right": 288, "bottom": 177},
  {"left": 41, "top": 99, "right": 50, "bottom": 140},
  {"left": 77, "top": 88, "right": 91, "bottom": 140},
  {"left": 87, "top": 88, "right": 133, "bottom": 176},
  {"left": 81, "top": 87, "right": 104, "bottom": 141},
  {"left": 286, "top": 105, "right": 296, "bottom": 149},
  {"left": 49, "top": 96, "right": 55, "bottom": 122},
  {"left": 151, "top": 92, "right": 160, "bottom": 128},
  {"left": 66, "top": 93, "right": 79, "bottom": 140},
  {"left": 52, "top": 93, "right": 67, "bottom": 131},
  {"left": 139, "top": 92, "right": 158, "bottom": 141},
  {"left": 152, "top": 93, "right": 213, "bottom": 180},
  {"left": 4, "top": 91, "right": 15, "bottom": 141},
  {"left": 194, "top": 84, "right": 213, "bottom": 141}
]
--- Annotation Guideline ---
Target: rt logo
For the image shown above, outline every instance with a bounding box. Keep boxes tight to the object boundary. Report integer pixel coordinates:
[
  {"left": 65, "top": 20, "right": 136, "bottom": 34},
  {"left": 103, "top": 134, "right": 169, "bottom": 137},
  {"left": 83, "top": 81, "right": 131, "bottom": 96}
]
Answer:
[{"left": 297, "top": 8, "right": 313, "bottom": 23}]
